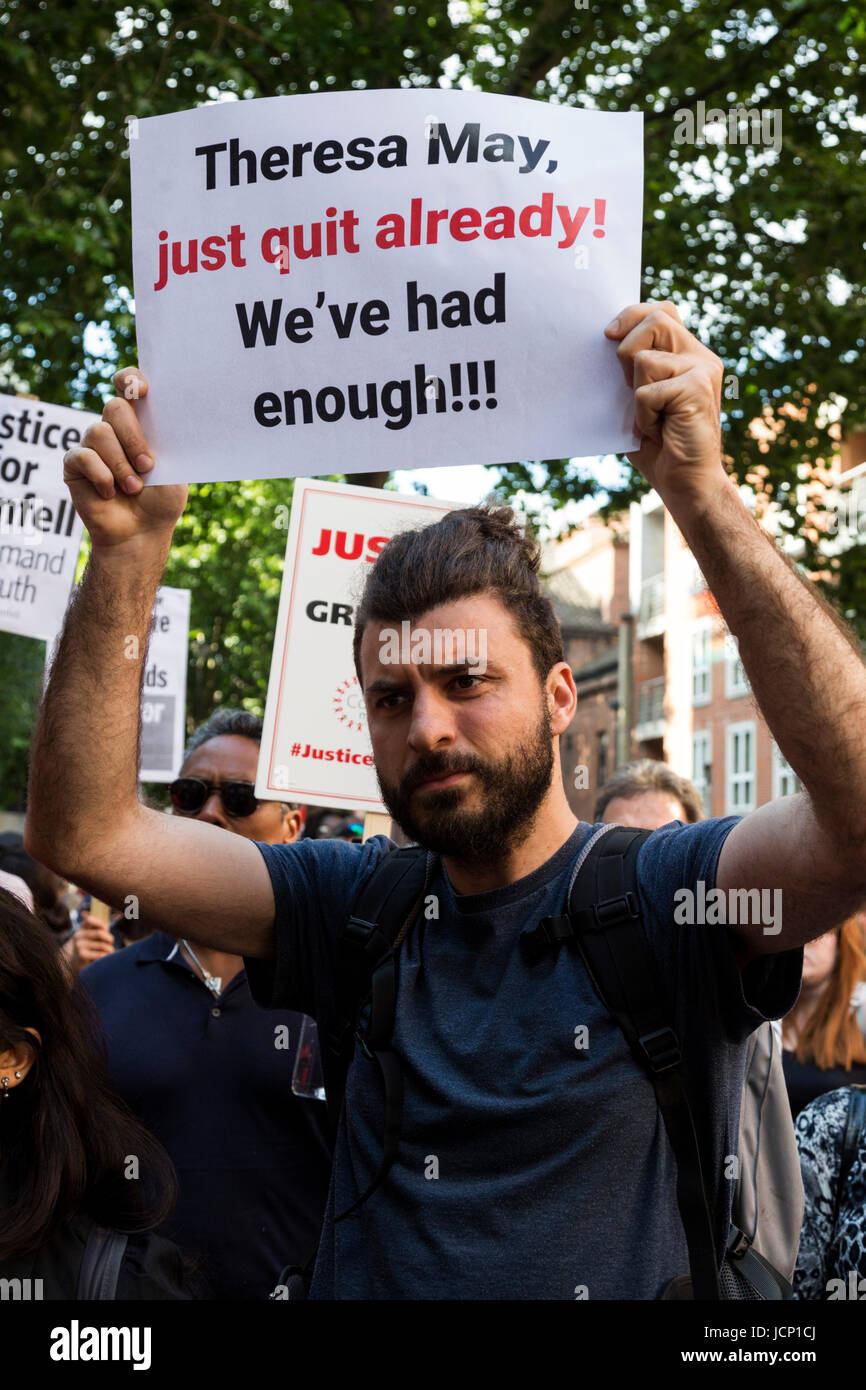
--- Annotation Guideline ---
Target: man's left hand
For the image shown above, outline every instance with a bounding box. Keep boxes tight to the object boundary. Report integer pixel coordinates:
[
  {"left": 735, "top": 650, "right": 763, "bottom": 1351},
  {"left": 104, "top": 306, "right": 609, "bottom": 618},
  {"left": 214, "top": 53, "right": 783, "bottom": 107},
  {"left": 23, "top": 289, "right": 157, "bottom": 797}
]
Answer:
[{"left": 605, "top": 301, "right": 726, "bottom": 505}]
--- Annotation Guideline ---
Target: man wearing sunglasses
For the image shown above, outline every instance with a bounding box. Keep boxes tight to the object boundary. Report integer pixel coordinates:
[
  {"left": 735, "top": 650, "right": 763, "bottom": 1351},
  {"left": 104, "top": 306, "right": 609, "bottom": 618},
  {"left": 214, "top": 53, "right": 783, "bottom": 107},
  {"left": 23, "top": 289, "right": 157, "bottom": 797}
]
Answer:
[
  {"left": 28, "top": 301, "right": 866, "bottom": 1299},
  {"left": 78, "top": 709, "right": 334, "bottom": 1300}
]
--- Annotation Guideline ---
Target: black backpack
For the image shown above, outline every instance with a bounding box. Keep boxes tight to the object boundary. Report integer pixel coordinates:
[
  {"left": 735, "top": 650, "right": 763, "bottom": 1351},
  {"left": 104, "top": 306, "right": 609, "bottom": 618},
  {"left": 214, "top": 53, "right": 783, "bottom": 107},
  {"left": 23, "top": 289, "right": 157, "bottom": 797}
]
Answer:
[{"left": 273, "top": 825, "right": 791, "bottom": 1300}]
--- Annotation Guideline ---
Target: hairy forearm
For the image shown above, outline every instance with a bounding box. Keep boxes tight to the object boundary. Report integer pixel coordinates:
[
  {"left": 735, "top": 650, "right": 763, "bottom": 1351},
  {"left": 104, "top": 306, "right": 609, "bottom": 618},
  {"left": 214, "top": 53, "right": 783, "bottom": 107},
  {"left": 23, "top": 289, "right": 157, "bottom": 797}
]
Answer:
[
  {"left": 26, "top": 536, "right": 170, "bottom": 869},
  {"left": 669, "top": 475, "right": 866, "bottom": 843}
]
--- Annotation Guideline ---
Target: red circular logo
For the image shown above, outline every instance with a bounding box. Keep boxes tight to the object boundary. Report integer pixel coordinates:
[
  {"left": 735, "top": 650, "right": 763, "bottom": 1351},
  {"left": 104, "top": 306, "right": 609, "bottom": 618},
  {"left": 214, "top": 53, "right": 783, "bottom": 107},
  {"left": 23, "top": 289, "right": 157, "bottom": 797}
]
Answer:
[{"left": 332, "top": 676, "right": 367, "bottom": 733}]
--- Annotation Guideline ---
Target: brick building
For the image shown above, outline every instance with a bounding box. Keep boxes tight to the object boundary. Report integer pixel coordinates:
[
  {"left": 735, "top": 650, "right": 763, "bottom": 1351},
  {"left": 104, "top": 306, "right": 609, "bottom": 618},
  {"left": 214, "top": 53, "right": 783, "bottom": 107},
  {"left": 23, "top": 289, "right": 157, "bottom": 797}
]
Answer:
[
  {"left": 541, "top": 513, "right": 628, "bottom": 821},
  {"left": 547, "top": 494, "right": 803, "bottom": 823}
]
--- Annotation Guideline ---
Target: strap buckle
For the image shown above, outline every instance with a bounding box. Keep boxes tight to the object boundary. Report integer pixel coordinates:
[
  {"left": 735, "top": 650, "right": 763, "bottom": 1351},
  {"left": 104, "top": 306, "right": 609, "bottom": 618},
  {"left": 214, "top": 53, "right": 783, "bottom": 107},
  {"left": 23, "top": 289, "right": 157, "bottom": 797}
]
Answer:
[
  {"left": 726, "top": 1226, "right": 752, "bottom": 1260},
  {"left": 638, "top": 1026, "right": 682, "bottom": 1074},
  {"left": 343, "top": 916, "right": 390, "bottom": 962},
  {"left": 593, "top": 892, "right": 639, "bottom": 928},
  {"left": 343, "top": 915, "right": 377, "bottom": 948},
  {"left": 540, "top": 915, "right": 573, "bottom": 947}
]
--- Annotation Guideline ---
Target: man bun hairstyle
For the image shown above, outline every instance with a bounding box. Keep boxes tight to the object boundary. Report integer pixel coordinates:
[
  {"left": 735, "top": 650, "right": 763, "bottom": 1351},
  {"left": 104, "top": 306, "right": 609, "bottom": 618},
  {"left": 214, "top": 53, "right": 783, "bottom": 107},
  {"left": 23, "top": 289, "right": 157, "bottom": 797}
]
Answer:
[{"left": 352, "top": 504, "right": 564, "bottom": 685}]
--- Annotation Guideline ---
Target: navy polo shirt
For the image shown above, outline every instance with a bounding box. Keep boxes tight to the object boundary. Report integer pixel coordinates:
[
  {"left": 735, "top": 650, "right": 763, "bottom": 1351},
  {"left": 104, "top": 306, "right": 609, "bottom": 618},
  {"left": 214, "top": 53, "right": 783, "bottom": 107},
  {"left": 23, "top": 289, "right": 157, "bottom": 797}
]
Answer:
[{"left": 81, "top": 932, "right": 333, "bottom": 1299}]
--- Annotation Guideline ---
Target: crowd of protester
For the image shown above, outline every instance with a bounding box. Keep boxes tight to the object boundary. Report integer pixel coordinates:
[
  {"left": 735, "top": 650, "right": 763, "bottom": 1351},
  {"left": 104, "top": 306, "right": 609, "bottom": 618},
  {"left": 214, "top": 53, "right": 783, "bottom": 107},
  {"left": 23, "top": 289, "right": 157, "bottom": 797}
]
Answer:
[
  {"left": 8, "top": 315, "right": 866, "bottom": 1301},
  {"left": 2, "top": 745, "right": 864, "bottom": 1299}
]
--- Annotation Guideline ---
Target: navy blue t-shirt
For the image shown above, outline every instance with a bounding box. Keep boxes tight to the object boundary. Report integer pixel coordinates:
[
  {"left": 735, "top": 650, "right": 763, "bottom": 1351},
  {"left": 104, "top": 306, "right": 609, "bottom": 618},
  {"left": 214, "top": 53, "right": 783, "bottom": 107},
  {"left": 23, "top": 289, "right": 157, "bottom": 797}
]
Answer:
[
  {"left": 245, "top": 819, "right": 802, "bottom": 1300},
  {"left": 81, "top": 933, "right": 333, "bottom": 1299}
]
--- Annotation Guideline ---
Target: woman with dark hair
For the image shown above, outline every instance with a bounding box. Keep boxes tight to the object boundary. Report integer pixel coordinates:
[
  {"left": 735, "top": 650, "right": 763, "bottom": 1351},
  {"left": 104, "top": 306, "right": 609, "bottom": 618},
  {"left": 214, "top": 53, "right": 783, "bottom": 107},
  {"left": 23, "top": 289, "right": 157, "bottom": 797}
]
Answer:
[
  {"left": 782, "top": 916, "right": 866, "bottom": 1118},
  {"left": 0, "top": 887, "right": 189, "bottom": 1297}
]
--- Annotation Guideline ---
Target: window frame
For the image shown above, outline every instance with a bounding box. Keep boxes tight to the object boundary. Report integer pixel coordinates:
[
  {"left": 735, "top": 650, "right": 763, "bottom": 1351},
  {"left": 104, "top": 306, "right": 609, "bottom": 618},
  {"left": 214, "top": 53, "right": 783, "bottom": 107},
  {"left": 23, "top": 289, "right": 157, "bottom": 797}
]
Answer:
[
  {"left": 726, "top": 719, "right": 757, "bottom": 815},
  {"left": 691, "top": 618, "right": 714, "bottom": 707},
  {"left": 724, "top": 632, "right": 750, "bottom": 699},
  {"left": 771, "top": 741, "right": 802, "bottom": 800},
  {"left": 692, "top": 728, "right": 712, "bottom": 816}
]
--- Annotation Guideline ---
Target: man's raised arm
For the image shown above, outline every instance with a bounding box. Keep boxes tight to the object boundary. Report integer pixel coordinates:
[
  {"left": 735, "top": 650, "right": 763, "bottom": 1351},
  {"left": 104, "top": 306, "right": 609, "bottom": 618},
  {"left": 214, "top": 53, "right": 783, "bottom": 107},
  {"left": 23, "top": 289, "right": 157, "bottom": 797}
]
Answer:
[
  {"left": 606, "top": 302, "right": 866, "bottom": 958},
  {"left": 24, "top": 369, "right": 277, "bottom": 959}
]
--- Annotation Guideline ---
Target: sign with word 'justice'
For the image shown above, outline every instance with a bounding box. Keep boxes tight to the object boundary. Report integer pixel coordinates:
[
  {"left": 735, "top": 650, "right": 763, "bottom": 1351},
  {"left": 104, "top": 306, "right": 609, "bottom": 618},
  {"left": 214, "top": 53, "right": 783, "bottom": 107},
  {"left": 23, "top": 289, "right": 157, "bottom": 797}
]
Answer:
[
  {"left": 257, "top": 479, "right": 460, "bottom": 812},
  {"left": 139, "top": 586, "right": 191, "bottom": 782},
  {"left": 0, "top": 394, "right": 91, "bottom": 641},
  {"left": 130, "top": 89, "right": 643, "bottom": 484}
]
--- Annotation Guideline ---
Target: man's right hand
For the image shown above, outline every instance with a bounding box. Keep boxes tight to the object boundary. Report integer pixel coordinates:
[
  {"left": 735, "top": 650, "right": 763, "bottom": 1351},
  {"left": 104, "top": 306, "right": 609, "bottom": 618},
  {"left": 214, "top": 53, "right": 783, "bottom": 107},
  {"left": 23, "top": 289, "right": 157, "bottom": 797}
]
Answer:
[
  {"left": 32, "top": 365, "right": 279, "bottom": 963},
  {"left": 63, "top": 368, "right": 188, "bottom": 550}
]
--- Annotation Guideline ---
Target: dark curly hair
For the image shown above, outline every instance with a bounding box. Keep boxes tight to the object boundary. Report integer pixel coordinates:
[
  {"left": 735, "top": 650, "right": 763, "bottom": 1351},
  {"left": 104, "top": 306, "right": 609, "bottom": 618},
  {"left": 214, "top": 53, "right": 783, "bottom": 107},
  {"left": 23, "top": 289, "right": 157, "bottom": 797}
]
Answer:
[{"left": 352, "top": 504, "right": 564, "bottom": 685}]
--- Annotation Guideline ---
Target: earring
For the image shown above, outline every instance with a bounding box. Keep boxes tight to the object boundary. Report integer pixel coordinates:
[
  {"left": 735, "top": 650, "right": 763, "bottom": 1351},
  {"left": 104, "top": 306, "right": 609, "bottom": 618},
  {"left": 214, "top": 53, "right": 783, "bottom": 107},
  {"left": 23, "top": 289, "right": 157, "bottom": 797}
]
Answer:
[
  {"left": 14, "top": 1071, "right": 22, "bottom": 1079},
  {"left": 0, "top": 1077, "right": 8, "bottom": 1099}
]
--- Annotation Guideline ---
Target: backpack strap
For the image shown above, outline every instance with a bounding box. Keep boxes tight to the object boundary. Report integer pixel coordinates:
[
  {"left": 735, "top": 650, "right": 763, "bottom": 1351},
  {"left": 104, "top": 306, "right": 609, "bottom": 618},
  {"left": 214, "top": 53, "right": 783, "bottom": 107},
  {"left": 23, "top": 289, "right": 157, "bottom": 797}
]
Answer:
[
  {"left": 520, "top": 823, "right": 722, "bottom": 1301},
  {"left": 77, "top": 1224, "right": 129, "bottom": 1299},
  {"left": 320, "top": 845, "right": 431, "bottom": 1126},
  {"left": 832, "top": 1083, "right": 866, "bottom": 1244},
  {"left": 329, "top": 844, "right": 433, "bottom": 1222}
]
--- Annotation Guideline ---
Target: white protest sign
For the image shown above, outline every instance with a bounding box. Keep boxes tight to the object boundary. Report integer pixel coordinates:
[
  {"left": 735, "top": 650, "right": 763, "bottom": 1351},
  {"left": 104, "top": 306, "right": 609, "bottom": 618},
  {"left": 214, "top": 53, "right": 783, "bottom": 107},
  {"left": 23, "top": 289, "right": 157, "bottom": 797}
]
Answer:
[
  {"left": 0, "top": 394, "right": 90, "bottom": 640},
  {"left": 257, "top": 479, "right": 460, "bottom": 812},
  {"left": 139, "top": 586, "right": 191, "bottom": 782},
  {"left": 130, "top": 89, "right": 642, "bottom": 485}
]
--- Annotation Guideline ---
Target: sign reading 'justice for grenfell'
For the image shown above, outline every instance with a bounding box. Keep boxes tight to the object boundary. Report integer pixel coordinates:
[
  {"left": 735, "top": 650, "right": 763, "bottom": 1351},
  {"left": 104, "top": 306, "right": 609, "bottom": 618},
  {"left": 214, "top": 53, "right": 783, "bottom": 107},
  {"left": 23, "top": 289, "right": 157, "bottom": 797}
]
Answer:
[{"left": 0, "top": 393, "right": 89, "bottom": 641}]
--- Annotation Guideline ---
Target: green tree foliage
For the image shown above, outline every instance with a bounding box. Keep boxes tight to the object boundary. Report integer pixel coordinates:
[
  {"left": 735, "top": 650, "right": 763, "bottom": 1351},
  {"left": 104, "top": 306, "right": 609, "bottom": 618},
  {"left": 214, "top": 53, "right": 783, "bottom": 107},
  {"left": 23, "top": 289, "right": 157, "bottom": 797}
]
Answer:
[
  {"left": 463, "top": 1, "right": 866, "bottom": 563},
  {"left": 161, "top": 476, "right": 296, "bottom": 723},
  {"left": 0, "top": 633, "right": 47, "bottom": 811},
  {"left": 1, "top": 0, "right": 864, "bottom": 805}
]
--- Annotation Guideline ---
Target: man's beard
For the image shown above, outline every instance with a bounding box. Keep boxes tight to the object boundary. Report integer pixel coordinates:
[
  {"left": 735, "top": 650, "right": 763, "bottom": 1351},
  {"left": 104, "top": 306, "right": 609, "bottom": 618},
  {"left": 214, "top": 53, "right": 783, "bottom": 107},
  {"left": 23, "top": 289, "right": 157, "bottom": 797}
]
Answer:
[{"left": 376, "top": 699, "right": 555, "bottom": 863}]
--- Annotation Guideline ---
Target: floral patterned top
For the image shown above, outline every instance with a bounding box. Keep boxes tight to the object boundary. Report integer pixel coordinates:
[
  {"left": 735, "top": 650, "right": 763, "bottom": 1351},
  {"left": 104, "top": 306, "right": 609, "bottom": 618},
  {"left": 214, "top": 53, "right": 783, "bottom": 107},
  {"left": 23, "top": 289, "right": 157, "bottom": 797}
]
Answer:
[{"left": 793, "top": 1087, "right": 866, "bottom": 1299}]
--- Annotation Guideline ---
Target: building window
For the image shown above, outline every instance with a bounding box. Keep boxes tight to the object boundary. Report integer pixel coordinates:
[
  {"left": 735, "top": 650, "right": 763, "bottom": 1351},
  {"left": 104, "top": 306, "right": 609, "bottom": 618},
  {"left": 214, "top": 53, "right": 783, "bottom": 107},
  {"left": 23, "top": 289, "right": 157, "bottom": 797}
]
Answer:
[
  {"left": 726, "top": 721, "right": 756, "bottom": 814},
  {"left": 692, "top": 729, "right": 712, "bottom": 816},
  {"left": 772, "top": 743, "right": 802, "bottom": 799},
  {"left": 691, "top": 620, "right": 712, "bottom": 706},
  {"left": 597, "top": 729, "right": 609, "bottom": 789},
  {"left": 724, "top": 633, "right": 750, "bottom": 698}
]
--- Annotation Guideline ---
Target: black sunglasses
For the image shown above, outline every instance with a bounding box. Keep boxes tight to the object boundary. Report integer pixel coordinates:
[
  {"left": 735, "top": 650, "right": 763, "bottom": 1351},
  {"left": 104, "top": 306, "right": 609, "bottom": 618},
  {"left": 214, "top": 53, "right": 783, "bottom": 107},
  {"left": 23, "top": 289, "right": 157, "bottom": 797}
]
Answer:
[{"left": 169, "top": 777, "right": 260, "bottom": 819}]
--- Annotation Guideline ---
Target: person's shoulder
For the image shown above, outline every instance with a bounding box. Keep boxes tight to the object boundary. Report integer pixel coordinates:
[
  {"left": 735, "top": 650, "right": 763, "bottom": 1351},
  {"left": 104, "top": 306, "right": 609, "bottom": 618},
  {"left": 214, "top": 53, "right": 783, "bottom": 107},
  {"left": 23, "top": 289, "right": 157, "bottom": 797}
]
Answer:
[
  {"left": 797, "top": 1086, "right": 856, "bottom": 1135},
  {"left": 255, "top": 833, "right": 397, "bottom": 891},
  {"left": 635, "top": 814, "right": 741, "bottom": 888},
  {"left": 260, "top": 831, "right": 394, "bottom": 861},
  {"left": 638, "top": 814, "right": 742, "bottom": 852},
  {"left": 795, "top": 1087, "right": 856, "bottom": 1179},
  {"left": 242, "top": 835, "right": 404, "bottom": 1010}
]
